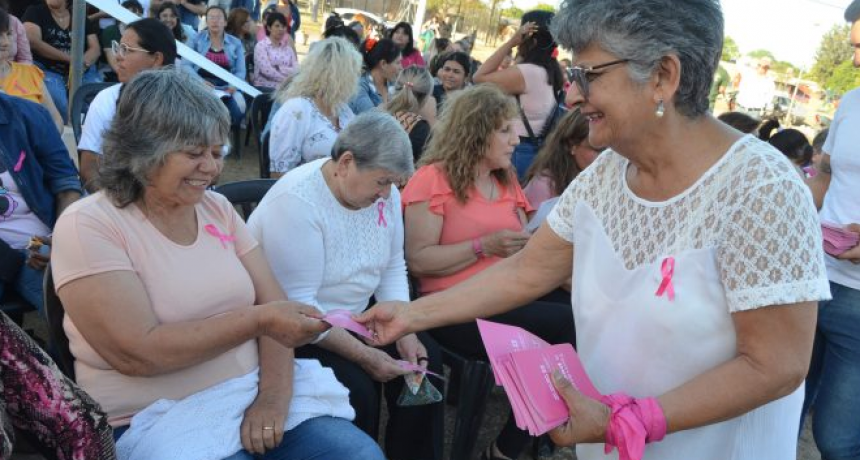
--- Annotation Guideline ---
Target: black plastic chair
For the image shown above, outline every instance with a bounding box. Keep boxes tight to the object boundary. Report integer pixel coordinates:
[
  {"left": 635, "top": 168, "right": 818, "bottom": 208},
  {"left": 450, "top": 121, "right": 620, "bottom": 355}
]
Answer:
[
  {"left": 70, "top": 82, "right": 116, "bottom": 144},
  {"left": 259, "top": 132, "right": 271, "bottom": 179},
  {"left": 43, "top": 265, "right": 75, "bottom": 380},
  {"left": 0, "top": 291, "right": 34, "bottom": 325},
  {"left": 245, "top": 87, "right": 275, "bottom": 148},
  {"left": 442, "top": 347, "right": 496, "bottom": 460},
  {"left": 213, "top": 179, "right": 277, "bottom": 221}
]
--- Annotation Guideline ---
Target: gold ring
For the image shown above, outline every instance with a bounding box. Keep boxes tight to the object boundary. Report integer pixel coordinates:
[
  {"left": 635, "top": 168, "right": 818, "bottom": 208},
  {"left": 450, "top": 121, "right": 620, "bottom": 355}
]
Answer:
[{"left": 262, "top": 426, "right": 275, "bottom": 430}]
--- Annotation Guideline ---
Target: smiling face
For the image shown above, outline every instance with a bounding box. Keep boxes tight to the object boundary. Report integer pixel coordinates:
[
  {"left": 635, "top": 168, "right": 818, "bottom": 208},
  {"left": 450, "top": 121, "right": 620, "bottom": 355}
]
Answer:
[
  {"left": 565, "top": 44, "right": 656, "bottom": 153},
  {"left": 116, "top": 28, "right": 162, "bottom": 83},
  {"left": 480, "top": 118, "right": 519, "bottom": 171},
  {"left": 158, "top": 8, "right": 178, "bottom": 30},
  {"left": 438, "top": 59, "right": 467, "bottom": 92},
  {"left": 146, "top": 144, "right": 225, "bottom": 207}
]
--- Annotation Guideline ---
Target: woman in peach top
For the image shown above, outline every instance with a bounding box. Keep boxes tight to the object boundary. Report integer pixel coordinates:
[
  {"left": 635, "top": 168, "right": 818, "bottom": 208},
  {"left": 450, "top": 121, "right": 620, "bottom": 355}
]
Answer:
[{"left": 401, "top": 84, "right": 574, "bottom": 460}]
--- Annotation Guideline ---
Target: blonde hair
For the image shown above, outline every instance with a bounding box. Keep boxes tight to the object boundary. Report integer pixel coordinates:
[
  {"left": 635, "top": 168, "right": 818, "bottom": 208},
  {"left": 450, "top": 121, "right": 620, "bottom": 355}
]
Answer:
[
  {"left": 384, "top": 65, "right": 433, "bottom": 115},
  {"left": 419, "top": 84, "right": 517, "bottom": 203},
  {"left": 275, "top": 37, "right": 362, "bottom": 110}
]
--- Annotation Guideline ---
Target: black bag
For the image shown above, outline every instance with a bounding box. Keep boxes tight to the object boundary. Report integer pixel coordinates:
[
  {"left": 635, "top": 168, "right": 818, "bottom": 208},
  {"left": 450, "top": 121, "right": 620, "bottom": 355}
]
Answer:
[{"left": 516, "top": 95, "right": 567, "bottom": 148}]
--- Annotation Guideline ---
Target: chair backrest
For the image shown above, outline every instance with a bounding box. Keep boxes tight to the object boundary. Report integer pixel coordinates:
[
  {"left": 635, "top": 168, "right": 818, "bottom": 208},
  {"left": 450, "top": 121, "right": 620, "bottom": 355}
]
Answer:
[
  {"left": 259, "top": 132, "right": 271, "bottom": 179},
  {"left": 213, "top": 179, "right": 277, "bottom": 221},
  {"left": 250, "top": 87, "right": 275, "bottom": 140},
  {"left": 71, "top": 82, "right": 117, "bottom": 145},
  {"left": 43, "top": 264, "right": 75, "bottom": 380}
]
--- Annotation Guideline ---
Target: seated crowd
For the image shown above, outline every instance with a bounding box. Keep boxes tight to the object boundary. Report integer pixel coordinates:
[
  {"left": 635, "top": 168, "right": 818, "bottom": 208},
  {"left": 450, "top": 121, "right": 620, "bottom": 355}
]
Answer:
[{"left": 1, "top": 1, "right": 858, "bottom": 460}]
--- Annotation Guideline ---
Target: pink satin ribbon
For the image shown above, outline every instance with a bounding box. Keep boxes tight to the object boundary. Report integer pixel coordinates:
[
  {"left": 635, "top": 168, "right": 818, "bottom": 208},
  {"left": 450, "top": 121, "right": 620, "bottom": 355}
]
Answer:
[
  {"left": 377, "top": 202, "right": 387, "bottom": 227},
  {"left": 397, "top": 360, "right": 447, "bottom": 380},
  {"left": 13, "top": 151, "right": 25, "bottom": 172},
  {"left": 204, "top": 224, "right": 236, "bottom": 249},
  {"left": 655, "top": 257, "right": 675, "bottom": 301},
  {"left": 601, "top": 394, "right": 667, "bottom": 460}
]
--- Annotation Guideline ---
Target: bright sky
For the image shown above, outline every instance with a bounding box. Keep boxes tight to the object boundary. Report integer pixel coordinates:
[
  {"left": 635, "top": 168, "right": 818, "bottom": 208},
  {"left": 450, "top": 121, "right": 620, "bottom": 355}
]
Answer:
[{"left": 510, "top": 0, "right": 853, "bottom": 67}]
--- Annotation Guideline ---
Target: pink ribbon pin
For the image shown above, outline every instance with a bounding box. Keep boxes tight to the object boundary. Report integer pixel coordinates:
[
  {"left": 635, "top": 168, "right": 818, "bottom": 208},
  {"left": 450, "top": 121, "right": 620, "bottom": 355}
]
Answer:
[
  {"left": 204, "top": 224, "right": 236, "bottom": 249},
  {"left": 13, "top": 151, "right": 26, "bottom": 172},
  {"left": 377, "top": 201, "right": 387, "bottom": 228},
  {"left": 655, "top": 257, "right": 675, "bottom": 301}
]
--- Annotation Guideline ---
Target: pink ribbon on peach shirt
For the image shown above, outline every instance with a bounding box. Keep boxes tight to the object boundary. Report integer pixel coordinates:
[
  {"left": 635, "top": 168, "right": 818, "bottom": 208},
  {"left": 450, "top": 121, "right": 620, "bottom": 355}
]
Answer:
[
  {"left": 204, "top": 224, "right": 236, "bottom": 249},
  {"left": 377, "top": 201, "right": 387, "bottom": 228},
  {"left": 655, "top": 256, "right": 675, "bottom": 301}
]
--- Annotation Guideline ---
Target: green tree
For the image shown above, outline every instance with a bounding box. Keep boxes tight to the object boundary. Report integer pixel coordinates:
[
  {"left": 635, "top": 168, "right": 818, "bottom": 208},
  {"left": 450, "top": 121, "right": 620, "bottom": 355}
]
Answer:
[
  {"left": 808, "top": 24, "right": 853, "bottom": 88},
  {"left": 747, "top": 49, "right": 776, "bottom": 61},
  {"left": 534, "top": 3, "right": 555, "bottom": 12},
  {"left": 721, "top": 36, "right": 740, "bottom": 62},
  {"left": 825, "top": 60, "right": 860, "bottom": 96},
  {"left": 500, "top": 5, "right": 524, "bottom": 18}
]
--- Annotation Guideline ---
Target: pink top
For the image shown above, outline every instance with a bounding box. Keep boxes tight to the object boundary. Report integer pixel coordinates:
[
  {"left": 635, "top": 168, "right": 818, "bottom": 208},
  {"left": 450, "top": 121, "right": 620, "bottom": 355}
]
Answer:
[
  {"left": 523, "top": 173, "right": 556, "bottom": 209},
  {"left": 401, "top": 164, "right": 533, "bottom": 294},
  {"left": 253, "top": 37, "right": 298, "bottom": 88},
  {"left": 401, "top": 49, "right": 425, "bottom": 68},
  {"left": 52, "top": 192, "right": 260, "bottom": 426},
  {"left": 11, "top": 15, "right": 33, "bottom": 63},
  {"left": 513, "top": 63, "right": 556, "bottom": 138}
]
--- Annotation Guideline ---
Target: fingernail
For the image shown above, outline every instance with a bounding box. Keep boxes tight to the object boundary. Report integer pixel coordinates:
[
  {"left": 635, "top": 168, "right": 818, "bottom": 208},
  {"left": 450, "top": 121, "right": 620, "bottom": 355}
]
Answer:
[{"left": 552, "top": 369, "right": 565, "bottom": 383}]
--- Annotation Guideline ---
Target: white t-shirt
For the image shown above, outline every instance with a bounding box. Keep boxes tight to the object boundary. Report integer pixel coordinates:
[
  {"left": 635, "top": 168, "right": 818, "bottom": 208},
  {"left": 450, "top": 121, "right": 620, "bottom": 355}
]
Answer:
[
  {"left": 820, "top": 87, "right": 860, "bottom": 290},
  {"left": 77, "top": 83, "right": 122, "bottom": 156},
  {"left": 246, "top": 158, "right": 409, "bottom": 316},
  {"left": 736, "top": 68, "right": 775, "bottom": 110},
  {"left": 268, "top": 97, "right": 354, "bottom": 174},
  {"left": 0, "top": 171, "right": 51, "bottom": 249}
]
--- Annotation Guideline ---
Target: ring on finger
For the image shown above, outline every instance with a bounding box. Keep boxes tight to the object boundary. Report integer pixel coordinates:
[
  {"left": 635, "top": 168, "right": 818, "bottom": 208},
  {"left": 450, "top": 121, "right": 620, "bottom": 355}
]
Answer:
[{"left": 262, "top": 426, "right": 275, "bottom": 431}]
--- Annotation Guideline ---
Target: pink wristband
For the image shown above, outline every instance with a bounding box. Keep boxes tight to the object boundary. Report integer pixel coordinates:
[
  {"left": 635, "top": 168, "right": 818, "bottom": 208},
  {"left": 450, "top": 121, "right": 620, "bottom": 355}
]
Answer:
[
  {"left": 600, "top": 393, "right": 666, "bottom": 460},
  {"left": 471, "top": 237, "right": 484, "bottom": 258}
]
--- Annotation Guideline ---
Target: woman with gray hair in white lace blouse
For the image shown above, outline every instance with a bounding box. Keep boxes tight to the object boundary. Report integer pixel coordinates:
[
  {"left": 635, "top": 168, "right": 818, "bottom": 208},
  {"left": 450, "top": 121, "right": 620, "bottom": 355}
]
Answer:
[
  {"left": 357, "top": 1, "right": 831, "bottom": 460},
  {"left": 248, "top": 110, "right": 445, "bottom": 460}
]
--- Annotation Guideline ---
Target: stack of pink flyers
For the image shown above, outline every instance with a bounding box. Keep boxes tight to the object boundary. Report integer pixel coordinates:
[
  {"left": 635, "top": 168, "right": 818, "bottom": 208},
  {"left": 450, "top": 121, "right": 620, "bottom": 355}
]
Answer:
[
  {"left": 477, "top": 319, "right": 602, "bottom": 436},
  {"left": 822, "top": 222, "right": 860, "bottom": 256}
]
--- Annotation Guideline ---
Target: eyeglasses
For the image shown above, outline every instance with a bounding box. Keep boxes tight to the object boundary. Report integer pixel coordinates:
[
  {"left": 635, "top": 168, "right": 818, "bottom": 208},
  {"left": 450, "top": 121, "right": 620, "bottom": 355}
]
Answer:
[
  {"left": 111, "top": 40, "right": 153, "bottom": 58},
  {"left": 570, "top": 59, "right": 630, "bottom": 99}
]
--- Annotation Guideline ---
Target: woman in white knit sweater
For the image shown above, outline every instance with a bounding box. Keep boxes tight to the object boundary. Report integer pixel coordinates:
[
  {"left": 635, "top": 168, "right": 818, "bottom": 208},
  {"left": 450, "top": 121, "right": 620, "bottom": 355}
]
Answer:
[{"left": 248, "top": 111, "right": 445, "bottom": 460}]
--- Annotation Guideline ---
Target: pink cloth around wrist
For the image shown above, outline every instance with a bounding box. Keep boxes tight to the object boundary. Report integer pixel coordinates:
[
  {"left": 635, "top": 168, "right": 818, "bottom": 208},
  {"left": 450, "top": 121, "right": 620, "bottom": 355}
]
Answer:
[
  {"left": 600, "top": 393, "right": 667, "bottom": 460},
  {"left": 471, "top": 237, "right": 484, "bottom": 258}
]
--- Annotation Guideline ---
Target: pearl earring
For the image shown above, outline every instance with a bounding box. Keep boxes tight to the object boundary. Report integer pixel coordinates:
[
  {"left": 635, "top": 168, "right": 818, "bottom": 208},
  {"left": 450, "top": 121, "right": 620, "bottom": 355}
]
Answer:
[{"left": 655, "top": 99, "right": 665, "bottom": 118}]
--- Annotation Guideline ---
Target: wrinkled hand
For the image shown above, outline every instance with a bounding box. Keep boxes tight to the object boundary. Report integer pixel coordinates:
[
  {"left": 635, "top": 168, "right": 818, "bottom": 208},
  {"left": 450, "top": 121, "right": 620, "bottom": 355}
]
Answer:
[
  {"left": 394, "top": 111, "right": 422, "bottom": 133},
  {"left": 26, "top": 236, "right": 51, "bottom": 270},
  {"left": 355, "top": 301, "right": 412, "bottom": 346},
  {"left": 481, "top": 230, "right": 530, "bottom": 258},
  {"left": 360, "top": 346, "right": 409, "bottom": 382},
  {"left": 836, "top": 223, "right": 860, "bottom": 264},
  {"left": 260, "top": 301, "right": 330, "bottom": 348},
  {"left": 396, "top": 334, "right": 427, "bottom": 367},
  {"left": 549, "top": 372, "right": 610, "bottom": 447},
  {"left": 509, "top": 21, "right": 538, "bottom": 46},
  {"left": 240, "top": 390, "right": 289, "bottom": 454}
]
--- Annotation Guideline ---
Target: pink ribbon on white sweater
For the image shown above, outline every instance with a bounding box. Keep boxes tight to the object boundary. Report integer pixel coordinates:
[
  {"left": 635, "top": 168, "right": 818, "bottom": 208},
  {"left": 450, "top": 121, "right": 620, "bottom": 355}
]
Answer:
[{"left": 377, "top": 201, "right": 387, "bottom": 228}]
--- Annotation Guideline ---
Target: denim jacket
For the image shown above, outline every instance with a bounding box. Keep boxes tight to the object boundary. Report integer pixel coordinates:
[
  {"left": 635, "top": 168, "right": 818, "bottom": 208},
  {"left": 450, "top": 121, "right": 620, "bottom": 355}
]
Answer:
[
  {"left": 185, "top": 31, "right": 247, "bottom": 82},
  {"left": 348, "top": 73, "right": 382, "bottom": 115},
  {"left": 0, "top": 93, "right": 82, "bottom": 229}
]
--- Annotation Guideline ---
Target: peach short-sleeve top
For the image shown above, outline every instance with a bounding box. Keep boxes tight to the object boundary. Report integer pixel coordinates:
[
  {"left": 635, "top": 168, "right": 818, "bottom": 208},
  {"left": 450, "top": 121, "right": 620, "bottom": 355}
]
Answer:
[
  {"left": 401, "top": 164, "right": 533, "bottom": 294},
  {"left": 52, "top": 191, "right": 260, "bottom": 426}
]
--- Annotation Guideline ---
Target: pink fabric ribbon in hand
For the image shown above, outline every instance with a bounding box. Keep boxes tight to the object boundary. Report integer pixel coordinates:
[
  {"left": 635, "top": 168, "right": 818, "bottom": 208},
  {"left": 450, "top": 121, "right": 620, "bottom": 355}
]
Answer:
[
  {"left": 377, "top": 201, "right": 387, "bottom": 228},
  {"left": 397, "top": 360, "right": 447, "bottom": 380},
  {"left": 655, "top": 256, "right": 675, "bottom": 301},
  {"left": 13, "top": 151, "right": 26, "bottom": 172},
  {"left": 323, "top": 310, "right": 374, "bottom": 339},
  {"left": 601, "top": 393, "right": 666, "bottom": 460},
  {"left": 204, "top": 224, "right": 236, "bottom": 249}
]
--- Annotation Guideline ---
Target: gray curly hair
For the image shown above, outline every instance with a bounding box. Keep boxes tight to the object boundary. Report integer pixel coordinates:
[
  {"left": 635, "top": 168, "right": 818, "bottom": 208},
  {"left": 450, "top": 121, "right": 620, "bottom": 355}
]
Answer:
[
  {"left": 552, "top": 0, "right": 723, "bottom": 117},
  {"left": 98, "top": 67, "right": 230, "bottom": 207}
]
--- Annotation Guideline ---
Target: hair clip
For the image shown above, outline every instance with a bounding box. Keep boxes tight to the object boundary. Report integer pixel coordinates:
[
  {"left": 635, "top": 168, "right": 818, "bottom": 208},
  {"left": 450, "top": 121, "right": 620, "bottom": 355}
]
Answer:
[
  {"left": 364, "top": 38, "right": 378, "bottom": 52},
  {"left": 405, "top": 81, "right": 414, "bottom": 88}
]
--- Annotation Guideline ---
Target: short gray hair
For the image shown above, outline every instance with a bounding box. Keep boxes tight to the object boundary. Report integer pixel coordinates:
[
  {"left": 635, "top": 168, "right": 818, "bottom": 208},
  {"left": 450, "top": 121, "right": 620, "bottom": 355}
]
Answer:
[
  {"left": 98, "top": 67, "right": 230, "bottom": 207},
  {"left": 553, "top": 0, "right": 723, "bottom": 117},
  {"left": 332, "top": 111, "right": 414, "bottom": 176}
]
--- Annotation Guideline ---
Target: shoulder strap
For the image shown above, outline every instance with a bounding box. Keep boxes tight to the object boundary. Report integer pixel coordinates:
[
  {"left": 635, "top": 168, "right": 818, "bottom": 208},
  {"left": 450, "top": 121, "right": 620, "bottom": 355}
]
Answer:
[{"left": 516, "top": 95, "right": 537, "bottom": 142}]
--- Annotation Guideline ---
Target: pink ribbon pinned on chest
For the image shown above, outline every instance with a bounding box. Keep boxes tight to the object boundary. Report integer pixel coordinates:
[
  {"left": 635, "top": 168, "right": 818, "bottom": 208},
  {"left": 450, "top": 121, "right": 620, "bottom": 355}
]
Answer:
[
  {"left": 377, "top": 201, "right": 387, "bottom": 228},
  {"left": 13, "top": 151, "right": 26, "bottom": 172},
  {"left": 204, "top": 224, "right": 236, "bottom": 249},
  {"left": 655, "top": 257, "right": 675, "bottom": 301}
]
